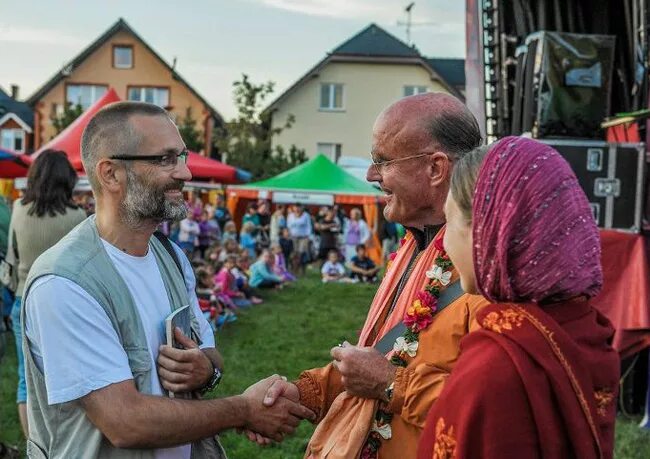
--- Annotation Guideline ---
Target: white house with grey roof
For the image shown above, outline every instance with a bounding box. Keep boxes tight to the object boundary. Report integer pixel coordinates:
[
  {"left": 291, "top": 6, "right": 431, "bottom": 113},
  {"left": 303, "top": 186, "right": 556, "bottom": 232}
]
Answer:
[{"left": 265, "top": 24, "right": 466, "bottom": 161}]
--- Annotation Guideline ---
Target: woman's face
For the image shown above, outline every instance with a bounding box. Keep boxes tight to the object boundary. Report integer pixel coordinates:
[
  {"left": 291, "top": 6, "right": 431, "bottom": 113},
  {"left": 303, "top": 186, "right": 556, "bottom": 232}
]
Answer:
[{"left": 443, "top": 191, "right": 478, "bottom": 295}]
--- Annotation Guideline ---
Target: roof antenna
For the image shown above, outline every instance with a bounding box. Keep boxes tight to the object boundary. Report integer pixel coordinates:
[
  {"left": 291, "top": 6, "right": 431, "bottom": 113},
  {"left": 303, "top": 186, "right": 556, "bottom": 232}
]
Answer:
[
  {"left": 172, "top": 57, "right": 177, "bottom": 71},
  {"left": 404, "top": 2, "right": 415, "bottom": 45},
  {"left": 397, "top": 2, "right": 435, "bottom": 46}
]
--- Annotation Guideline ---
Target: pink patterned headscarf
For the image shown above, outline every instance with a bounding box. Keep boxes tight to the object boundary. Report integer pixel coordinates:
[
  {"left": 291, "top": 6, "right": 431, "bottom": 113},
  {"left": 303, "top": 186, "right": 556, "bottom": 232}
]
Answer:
[{"left": 472, "top": 136, "right": 602, "bottom": 303}]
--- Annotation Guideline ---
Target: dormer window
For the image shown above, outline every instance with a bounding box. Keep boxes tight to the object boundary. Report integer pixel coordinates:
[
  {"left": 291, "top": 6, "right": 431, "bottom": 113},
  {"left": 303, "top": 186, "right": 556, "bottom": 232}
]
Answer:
[{"left": 113, "top": 45, "right": 133, "bottom": 69}]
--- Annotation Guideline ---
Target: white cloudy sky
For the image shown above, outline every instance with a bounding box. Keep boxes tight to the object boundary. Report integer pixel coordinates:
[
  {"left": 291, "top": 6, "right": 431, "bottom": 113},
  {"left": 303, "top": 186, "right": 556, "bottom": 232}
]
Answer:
[{"left": 0, "top": 0, "right": 466, "bottom": 119}]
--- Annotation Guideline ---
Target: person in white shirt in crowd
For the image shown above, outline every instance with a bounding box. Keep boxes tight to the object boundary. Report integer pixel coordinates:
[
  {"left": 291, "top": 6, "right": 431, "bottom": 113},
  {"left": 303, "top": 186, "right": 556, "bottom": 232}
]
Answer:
[
  {"left": 342, "top": 207, "right": 370, "bottom": 262},
  {"left": 177, "top": 208, "right": 200, "bottom": 257},
  {"left": 269, "top": 204, "right": 287, "bottom": 245},
  {"left": 22, "top": 101, "right": 314, "bottom": 458},
  {"left": 287, "top": 204, "right": 313, "bottom": 275}
]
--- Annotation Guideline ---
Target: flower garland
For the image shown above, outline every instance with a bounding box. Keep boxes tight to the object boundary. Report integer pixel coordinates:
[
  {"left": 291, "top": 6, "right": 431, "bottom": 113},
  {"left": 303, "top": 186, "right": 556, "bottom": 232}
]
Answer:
[{"left": 361, "top": 236, "right": 453, "bottom": 459}]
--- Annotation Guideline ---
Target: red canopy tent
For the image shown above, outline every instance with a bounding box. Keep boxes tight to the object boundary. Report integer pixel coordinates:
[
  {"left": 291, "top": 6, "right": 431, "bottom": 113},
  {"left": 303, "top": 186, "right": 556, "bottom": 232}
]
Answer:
[
  {"left": 0, "top": 147, "right": 33, "bottom": 178},
  {"left": 33, "top": 88, "right": 239, "bottom": 183}
]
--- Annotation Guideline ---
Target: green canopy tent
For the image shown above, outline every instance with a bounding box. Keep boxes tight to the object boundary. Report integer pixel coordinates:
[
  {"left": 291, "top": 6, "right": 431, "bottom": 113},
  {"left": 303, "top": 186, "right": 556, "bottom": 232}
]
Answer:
[
  {"left": 228, "top": 154, "right": 382, "bottom": 201},
  {"left": 226, "top": 154, "right": 385, "bottom": 263}
]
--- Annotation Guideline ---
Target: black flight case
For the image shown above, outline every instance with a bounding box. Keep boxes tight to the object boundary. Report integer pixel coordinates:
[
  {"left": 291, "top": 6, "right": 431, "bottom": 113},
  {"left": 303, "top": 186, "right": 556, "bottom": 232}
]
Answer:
[{"left": 540, "top": 139, "right": 645, "bottom": 233}]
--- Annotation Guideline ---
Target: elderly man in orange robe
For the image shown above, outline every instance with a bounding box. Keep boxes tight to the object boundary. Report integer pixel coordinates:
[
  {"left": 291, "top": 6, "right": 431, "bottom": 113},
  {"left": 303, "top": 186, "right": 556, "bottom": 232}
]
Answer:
[{"left": 258, "top": 93, "right": 488, "bottom": 458}]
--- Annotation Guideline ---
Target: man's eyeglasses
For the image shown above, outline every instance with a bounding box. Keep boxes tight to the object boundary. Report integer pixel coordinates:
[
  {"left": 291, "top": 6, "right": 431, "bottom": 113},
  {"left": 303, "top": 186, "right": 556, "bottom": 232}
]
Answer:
[
  {"left": 371, "top": 152, "right": 434, "bottom": 174},
  {"left": 110, "top": 149, "right": 189, "bottom": 168}
]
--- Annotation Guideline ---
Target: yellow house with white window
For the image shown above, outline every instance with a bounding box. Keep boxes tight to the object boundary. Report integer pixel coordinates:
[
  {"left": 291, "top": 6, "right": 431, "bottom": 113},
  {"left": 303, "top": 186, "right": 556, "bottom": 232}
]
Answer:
[{"left": 265, "top": 24, "right": 466, "bottom": 161}]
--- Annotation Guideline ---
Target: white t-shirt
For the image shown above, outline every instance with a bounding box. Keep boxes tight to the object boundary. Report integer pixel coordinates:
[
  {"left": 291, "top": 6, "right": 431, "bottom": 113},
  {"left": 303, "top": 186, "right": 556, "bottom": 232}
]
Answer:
[
  {"left": 321, "top": 261, "right": 345, "bottom": 277},
  {"left": 178, "top": 219, "right": 200, "bottom": 243},
  {"left": 25, "top": 239, "right": 215, "bottom": 459},
  {"left": 287, "top": 212, "right": 312, "bottom": 238}
]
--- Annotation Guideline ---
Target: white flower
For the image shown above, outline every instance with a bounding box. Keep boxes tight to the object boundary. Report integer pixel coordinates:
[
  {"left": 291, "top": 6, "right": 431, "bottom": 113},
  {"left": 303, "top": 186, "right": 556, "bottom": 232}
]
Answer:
[
  {"left": 426, "top": 265, "right": 452, "bottom": 286},
  {"left": 371, "top": 420, "right": 392, "bottom": 440},
  {"left": 393, "top": 336, "right": 419, "bottom": 357}
]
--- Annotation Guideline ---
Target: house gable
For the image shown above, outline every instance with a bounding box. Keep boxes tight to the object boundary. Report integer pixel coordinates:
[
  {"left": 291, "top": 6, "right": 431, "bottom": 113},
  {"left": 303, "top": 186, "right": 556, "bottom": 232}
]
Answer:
[
  {"left": 26, "top": 18, "right": 224, "bottom": 152},
  {"left": 332, "top": 23, "right": 420, "bottom": 58},
  {"left": 0, "top": 87, "right": 34, "bottom": 128},
  {"left": 26, "top": 18, "right": 222, "bottom": 123},
  {"left": 266, "top": 23, "right": 463, "bottom": 113},
  {"left": 0, "top": 113, "right": 33, "bottom": 133}
]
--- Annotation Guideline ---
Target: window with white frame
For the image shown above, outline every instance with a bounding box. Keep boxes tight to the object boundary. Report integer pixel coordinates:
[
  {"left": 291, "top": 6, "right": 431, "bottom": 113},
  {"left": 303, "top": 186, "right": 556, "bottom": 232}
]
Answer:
[
  {"left": 403, "top": 85, "right": 428, "bottom": 97},
  {"left": 317, "top": 142, "right": 342, "bottom": 162},
  {"left": 320, "top": 83, "right": 344, "bottom": 110},
  {"left": 66, "top": 85, "right": 108, "bottom": 110},
  {"left": 113, "top": 45, "right": 133, "bottom": 69},
  {"left": 1, "top": 129, "right": 25, "bottom": 152},
  {"left": 128, "top": 87, "right": 170, "bottom": 107}
]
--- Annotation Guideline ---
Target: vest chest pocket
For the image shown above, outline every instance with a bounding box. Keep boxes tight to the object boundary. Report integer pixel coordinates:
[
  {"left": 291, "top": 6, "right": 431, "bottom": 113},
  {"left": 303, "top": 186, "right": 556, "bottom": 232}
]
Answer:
[{"left": 124, "top": 347, "right": 152, "bottom": 393}]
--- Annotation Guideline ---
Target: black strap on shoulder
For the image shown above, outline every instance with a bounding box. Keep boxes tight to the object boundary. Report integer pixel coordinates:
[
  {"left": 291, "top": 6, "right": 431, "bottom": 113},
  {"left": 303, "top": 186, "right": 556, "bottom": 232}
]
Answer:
[
  {"left": 374, "top": 281, "right": 465, "bottom": 355},
  {"left": 153, "top": 231, "right": 184, "bottom": 281}
]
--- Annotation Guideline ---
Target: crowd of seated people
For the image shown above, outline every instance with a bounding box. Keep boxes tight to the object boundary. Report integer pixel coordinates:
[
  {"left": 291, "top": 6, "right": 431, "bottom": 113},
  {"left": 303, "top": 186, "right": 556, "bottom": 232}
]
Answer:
[{"left": 159, "top": 195, "right": 386, "bottom": 329}]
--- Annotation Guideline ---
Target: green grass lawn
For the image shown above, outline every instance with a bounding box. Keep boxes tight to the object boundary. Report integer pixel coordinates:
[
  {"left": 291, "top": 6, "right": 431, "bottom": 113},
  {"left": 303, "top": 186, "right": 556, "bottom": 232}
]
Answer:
[{"left": 2, "top": 271, "right": 650, "bottom": 458}]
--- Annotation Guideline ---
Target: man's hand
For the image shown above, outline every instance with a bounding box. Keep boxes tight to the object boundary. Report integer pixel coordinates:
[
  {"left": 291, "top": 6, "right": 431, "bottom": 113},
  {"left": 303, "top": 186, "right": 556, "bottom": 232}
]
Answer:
[
  {"left": 241, "top": 375, "right": 316, "bottom": 442},
  {"left": 262, "top": 378, "right": 301, "bottom": 406},
  {"left": 157, "top": 328, "right": 213, "bottom": 394},
  {"left": 241, "top": 378, "right": 303, "bottom": 446},
  {"left": 331, "top": 342, "right": 396, "bottom": 400}
]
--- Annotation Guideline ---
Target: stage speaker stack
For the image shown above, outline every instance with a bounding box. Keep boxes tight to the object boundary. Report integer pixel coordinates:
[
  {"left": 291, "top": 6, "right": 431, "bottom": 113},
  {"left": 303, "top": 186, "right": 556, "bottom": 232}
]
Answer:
[{"left": 510, "top": 31, "right": 616, "bottom": 139}]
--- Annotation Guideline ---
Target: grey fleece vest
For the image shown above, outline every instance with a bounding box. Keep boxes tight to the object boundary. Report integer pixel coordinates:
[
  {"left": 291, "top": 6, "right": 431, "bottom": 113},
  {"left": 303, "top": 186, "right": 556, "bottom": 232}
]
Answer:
[{"left": 21, "top": 217, "right": 225, "bottom": 458}]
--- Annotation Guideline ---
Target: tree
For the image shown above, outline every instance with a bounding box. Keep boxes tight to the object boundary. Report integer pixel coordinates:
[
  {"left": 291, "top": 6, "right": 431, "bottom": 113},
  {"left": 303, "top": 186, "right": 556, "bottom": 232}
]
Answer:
[
  {"left": 213, "top": 74, "right": 306, "bottom": 180},
  {"left": 50, "top": 102, "right": 84, "bottom": 135},
  {"left": 177, "top": 107, "right": 204, "bottom": 152}
]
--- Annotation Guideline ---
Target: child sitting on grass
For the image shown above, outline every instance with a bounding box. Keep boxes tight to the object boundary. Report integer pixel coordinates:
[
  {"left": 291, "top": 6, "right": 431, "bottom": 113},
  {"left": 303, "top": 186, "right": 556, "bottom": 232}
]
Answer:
[
  {"left": 250, "top": 250, "right": 284, "bottom": 289},
  {"left": 214, "top": 255, "right": 254, "bottom": 308},
  {"left": 348, "top": 244, "right": 380, "bottom": 283},
  {"left": 218, "top": 239, "right": 239, "bottom": 263},
  {"left": 321, "top": 249, "right": 356, "bottom": 283},
  {"left": 271, "top": 244, "right": 296, "bottom": 282},
  {"left": 232, "top": 254, "right": 264, "bottom": 304},
  {"left": 195, "top": 266, "right": 237, "bottom": 329}
]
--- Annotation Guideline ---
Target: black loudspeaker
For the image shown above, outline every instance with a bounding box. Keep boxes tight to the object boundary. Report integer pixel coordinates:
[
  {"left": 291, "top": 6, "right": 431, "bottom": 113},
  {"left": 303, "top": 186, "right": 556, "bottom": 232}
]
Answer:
[
  {"left": 513, "top": 31, "right": 616, "bottom": 138},
  {"left": 541, "top": 140, "right": 645, "bottom": 233}
]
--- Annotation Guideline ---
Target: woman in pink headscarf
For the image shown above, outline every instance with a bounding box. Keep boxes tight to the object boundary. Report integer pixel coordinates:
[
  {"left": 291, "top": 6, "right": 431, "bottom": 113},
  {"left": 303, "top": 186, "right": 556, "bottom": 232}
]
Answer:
[{"left": 417, "top": 137, "right": 619, "bottom": 459}]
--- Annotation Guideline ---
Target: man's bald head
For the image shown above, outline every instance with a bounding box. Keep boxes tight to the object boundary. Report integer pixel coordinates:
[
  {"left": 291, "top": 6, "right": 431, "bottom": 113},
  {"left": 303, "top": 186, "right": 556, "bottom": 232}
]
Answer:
[
  {"left": 374, "top": 92, "right": 482, "bottom": 160},
  {"left": 81, "top": 101, "right": 170, "bottom": 192}
]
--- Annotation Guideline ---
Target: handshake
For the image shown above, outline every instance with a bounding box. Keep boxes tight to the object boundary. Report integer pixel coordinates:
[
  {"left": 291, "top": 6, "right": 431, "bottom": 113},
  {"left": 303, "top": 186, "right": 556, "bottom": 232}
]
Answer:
[{"left": 238, "top": 374, "right": 313, "bottom": 445}]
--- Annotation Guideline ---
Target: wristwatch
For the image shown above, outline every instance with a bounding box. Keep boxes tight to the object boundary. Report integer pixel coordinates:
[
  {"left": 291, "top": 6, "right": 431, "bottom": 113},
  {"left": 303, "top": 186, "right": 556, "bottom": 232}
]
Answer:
[{"left": 200, "top": 366, "right": 223, "bottom": 395}]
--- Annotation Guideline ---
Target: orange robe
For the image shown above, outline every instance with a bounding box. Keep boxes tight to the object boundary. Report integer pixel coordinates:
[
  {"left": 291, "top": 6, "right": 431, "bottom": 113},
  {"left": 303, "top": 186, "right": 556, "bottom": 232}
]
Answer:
[{"left": 295, "top": 228, "right": 488, "bottom": 458}]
